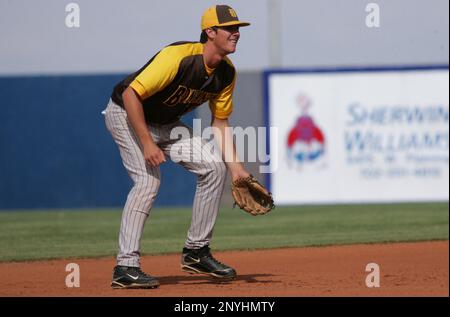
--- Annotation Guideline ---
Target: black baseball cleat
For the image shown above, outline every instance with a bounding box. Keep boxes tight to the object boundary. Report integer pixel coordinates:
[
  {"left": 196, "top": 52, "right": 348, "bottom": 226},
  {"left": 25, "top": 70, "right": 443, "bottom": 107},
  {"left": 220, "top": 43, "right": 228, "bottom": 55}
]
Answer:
[
  {"left": 111, "top": 265, "right": 160, "bottom": 289},
  {"left": 181, "top": 245, "right": 237, "bottom": 279}
]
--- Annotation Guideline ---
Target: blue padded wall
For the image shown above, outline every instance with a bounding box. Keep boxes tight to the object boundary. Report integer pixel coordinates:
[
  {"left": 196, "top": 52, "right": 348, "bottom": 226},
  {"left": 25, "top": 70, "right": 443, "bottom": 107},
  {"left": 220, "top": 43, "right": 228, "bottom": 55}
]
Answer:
[{"left": 0, "top": 74, "right": 197, "bottom": 210}]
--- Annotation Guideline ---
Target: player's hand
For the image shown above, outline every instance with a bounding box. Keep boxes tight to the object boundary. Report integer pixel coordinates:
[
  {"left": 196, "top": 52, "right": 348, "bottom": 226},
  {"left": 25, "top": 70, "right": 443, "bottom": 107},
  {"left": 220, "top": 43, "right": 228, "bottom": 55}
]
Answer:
[
  {"left": 230, "top": 168, "right": 251, "bottom": 182},
  {"left": 143, "top": 142, "right": 166, "bottom": 167}
]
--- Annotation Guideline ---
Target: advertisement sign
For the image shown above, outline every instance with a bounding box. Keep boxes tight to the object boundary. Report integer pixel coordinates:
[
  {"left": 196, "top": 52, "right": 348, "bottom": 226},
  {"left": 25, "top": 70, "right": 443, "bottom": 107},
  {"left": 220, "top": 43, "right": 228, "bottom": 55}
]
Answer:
[{"left": 266, "top": 66, "right": 449, "bottom": 204}]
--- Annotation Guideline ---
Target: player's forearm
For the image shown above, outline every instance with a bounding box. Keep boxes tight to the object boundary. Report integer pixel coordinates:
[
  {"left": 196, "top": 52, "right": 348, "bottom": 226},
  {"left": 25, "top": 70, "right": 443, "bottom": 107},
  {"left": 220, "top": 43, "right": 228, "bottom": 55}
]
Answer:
[
  {"left": 211, "top": 118, "right": 246, "bottom": 176},
  {"left": 122, "top": 87, "right": 155, "bottom": 147}
]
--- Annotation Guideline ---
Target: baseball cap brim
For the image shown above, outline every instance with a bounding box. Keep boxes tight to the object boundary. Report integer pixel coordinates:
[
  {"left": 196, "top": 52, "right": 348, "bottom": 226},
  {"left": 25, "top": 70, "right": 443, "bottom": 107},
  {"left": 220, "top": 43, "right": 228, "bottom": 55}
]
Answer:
[
  {"left": 202, "top": 20, "right": 251, "bottom": 30},
  {"left": 215, "top": 20, "right": 250, "bottom": 28}
]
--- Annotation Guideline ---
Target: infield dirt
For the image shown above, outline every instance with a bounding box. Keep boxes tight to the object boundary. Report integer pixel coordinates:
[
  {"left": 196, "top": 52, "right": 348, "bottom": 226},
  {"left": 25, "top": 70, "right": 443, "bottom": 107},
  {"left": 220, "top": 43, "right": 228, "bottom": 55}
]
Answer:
[{"left": 1, "top": 241, "right": 448, "bottom": 296}]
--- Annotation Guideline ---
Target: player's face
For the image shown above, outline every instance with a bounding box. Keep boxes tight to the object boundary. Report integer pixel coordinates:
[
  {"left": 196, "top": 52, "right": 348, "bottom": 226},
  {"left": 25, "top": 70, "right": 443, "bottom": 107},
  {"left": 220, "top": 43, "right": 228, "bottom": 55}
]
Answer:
[{"left": 214, "top": 25, "right": 240, "bottom": 54}]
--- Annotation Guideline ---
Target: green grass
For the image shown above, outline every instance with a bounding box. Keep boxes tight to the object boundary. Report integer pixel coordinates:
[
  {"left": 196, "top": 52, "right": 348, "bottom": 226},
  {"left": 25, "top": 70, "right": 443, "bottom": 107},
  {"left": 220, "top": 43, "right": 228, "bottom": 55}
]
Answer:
[{"left": 0, "top": 203, "right": 448, "bottom": 262}]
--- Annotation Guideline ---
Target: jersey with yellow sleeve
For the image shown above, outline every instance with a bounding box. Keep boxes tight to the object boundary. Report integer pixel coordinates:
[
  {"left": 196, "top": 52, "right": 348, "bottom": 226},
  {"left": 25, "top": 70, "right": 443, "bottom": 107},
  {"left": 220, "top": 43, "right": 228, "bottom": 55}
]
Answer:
[{"left": 111, "top": 42, "right": 236, "bottom": 124}]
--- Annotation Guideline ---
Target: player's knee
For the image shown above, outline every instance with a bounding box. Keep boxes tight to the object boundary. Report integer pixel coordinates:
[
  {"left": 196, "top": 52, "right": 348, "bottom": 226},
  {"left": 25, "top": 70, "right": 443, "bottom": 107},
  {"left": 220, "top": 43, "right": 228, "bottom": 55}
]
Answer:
[
  {"left": 209, "top": 161, "right": 227, "bottom": 181},
  {"left": 134, "top": 177, "right": 160, "bottom": 200},
  {"left": 126, "top": 179, "right": 160, "bottom": 214}
]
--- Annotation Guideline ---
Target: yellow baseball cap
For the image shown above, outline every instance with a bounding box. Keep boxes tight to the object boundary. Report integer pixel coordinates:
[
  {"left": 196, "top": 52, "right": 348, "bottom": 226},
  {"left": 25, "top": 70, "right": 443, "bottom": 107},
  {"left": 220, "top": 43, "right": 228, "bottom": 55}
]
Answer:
[{"left": 201, "top": 5, "right": 250, "bottom": 30}]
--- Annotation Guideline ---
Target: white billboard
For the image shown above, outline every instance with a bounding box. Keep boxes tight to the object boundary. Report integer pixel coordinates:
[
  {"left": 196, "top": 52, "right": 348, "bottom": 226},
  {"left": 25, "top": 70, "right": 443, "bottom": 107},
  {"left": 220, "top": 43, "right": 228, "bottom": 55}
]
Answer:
[{"left": 266, "top": 66, "right": 449, "bottom": 204}]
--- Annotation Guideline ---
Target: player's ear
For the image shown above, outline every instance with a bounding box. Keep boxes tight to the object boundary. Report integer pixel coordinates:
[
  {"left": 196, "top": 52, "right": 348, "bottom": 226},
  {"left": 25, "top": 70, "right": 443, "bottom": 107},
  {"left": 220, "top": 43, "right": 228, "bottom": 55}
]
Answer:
[{"left": 205, "top": 27, "right": 218, "bottom": 41}]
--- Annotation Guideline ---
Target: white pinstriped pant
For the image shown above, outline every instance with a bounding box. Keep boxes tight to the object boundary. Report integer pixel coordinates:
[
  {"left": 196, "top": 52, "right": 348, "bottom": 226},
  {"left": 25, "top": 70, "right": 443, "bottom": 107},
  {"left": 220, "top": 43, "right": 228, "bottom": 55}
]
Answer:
[{"left": 103, "top": 99, "right": 226, "bottom": 267}]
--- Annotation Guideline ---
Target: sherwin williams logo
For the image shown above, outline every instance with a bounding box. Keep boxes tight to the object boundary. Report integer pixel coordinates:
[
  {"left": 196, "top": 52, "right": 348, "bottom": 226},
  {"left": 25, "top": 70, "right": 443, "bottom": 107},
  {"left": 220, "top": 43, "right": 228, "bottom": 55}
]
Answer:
[{"left": 287, "top": 95, "right": 325, "bottom": 164}]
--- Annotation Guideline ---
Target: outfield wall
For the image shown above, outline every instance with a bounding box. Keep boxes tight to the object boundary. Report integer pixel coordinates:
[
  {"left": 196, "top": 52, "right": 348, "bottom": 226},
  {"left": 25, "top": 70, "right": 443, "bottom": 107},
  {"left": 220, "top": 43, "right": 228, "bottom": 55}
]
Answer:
[{"left": 0, "top": 74, "right": 200, "bottom": 209}]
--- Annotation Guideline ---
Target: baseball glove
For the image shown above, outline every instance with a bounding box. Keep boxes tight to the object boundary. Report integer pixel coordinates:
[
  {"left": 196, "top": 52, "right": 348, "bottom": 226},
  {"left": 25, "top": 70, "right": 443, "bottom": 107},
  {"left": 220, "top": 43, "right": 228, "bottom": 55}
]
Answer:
[{"left": 231, "top": 175, "right": 275, "bottom": 216}]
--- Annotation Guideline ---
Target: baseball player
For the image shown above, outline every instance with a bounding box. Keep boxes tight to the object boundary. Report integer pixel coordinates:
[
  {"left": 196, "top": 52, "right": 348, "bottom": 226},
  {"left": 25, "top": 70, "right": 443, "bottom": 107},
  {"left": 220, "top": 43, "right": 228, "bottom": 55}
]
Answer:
[{"left": 103, "top": 5, "right": 251, "bottom": 289}]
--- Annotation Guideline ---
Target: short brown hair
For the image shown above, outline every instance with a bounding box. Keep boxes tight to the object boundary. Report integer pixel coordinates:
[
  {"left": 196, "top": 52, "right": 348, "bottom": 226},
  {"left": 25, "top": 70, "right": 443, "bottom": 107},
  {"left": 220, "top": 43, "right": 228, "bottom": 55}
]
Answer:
[
  {"left": 199, "top": 27, "right": 218, "bottom": 43},
  {"left": 199, "top": 31, "right": 208, "bottom": 43}
]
